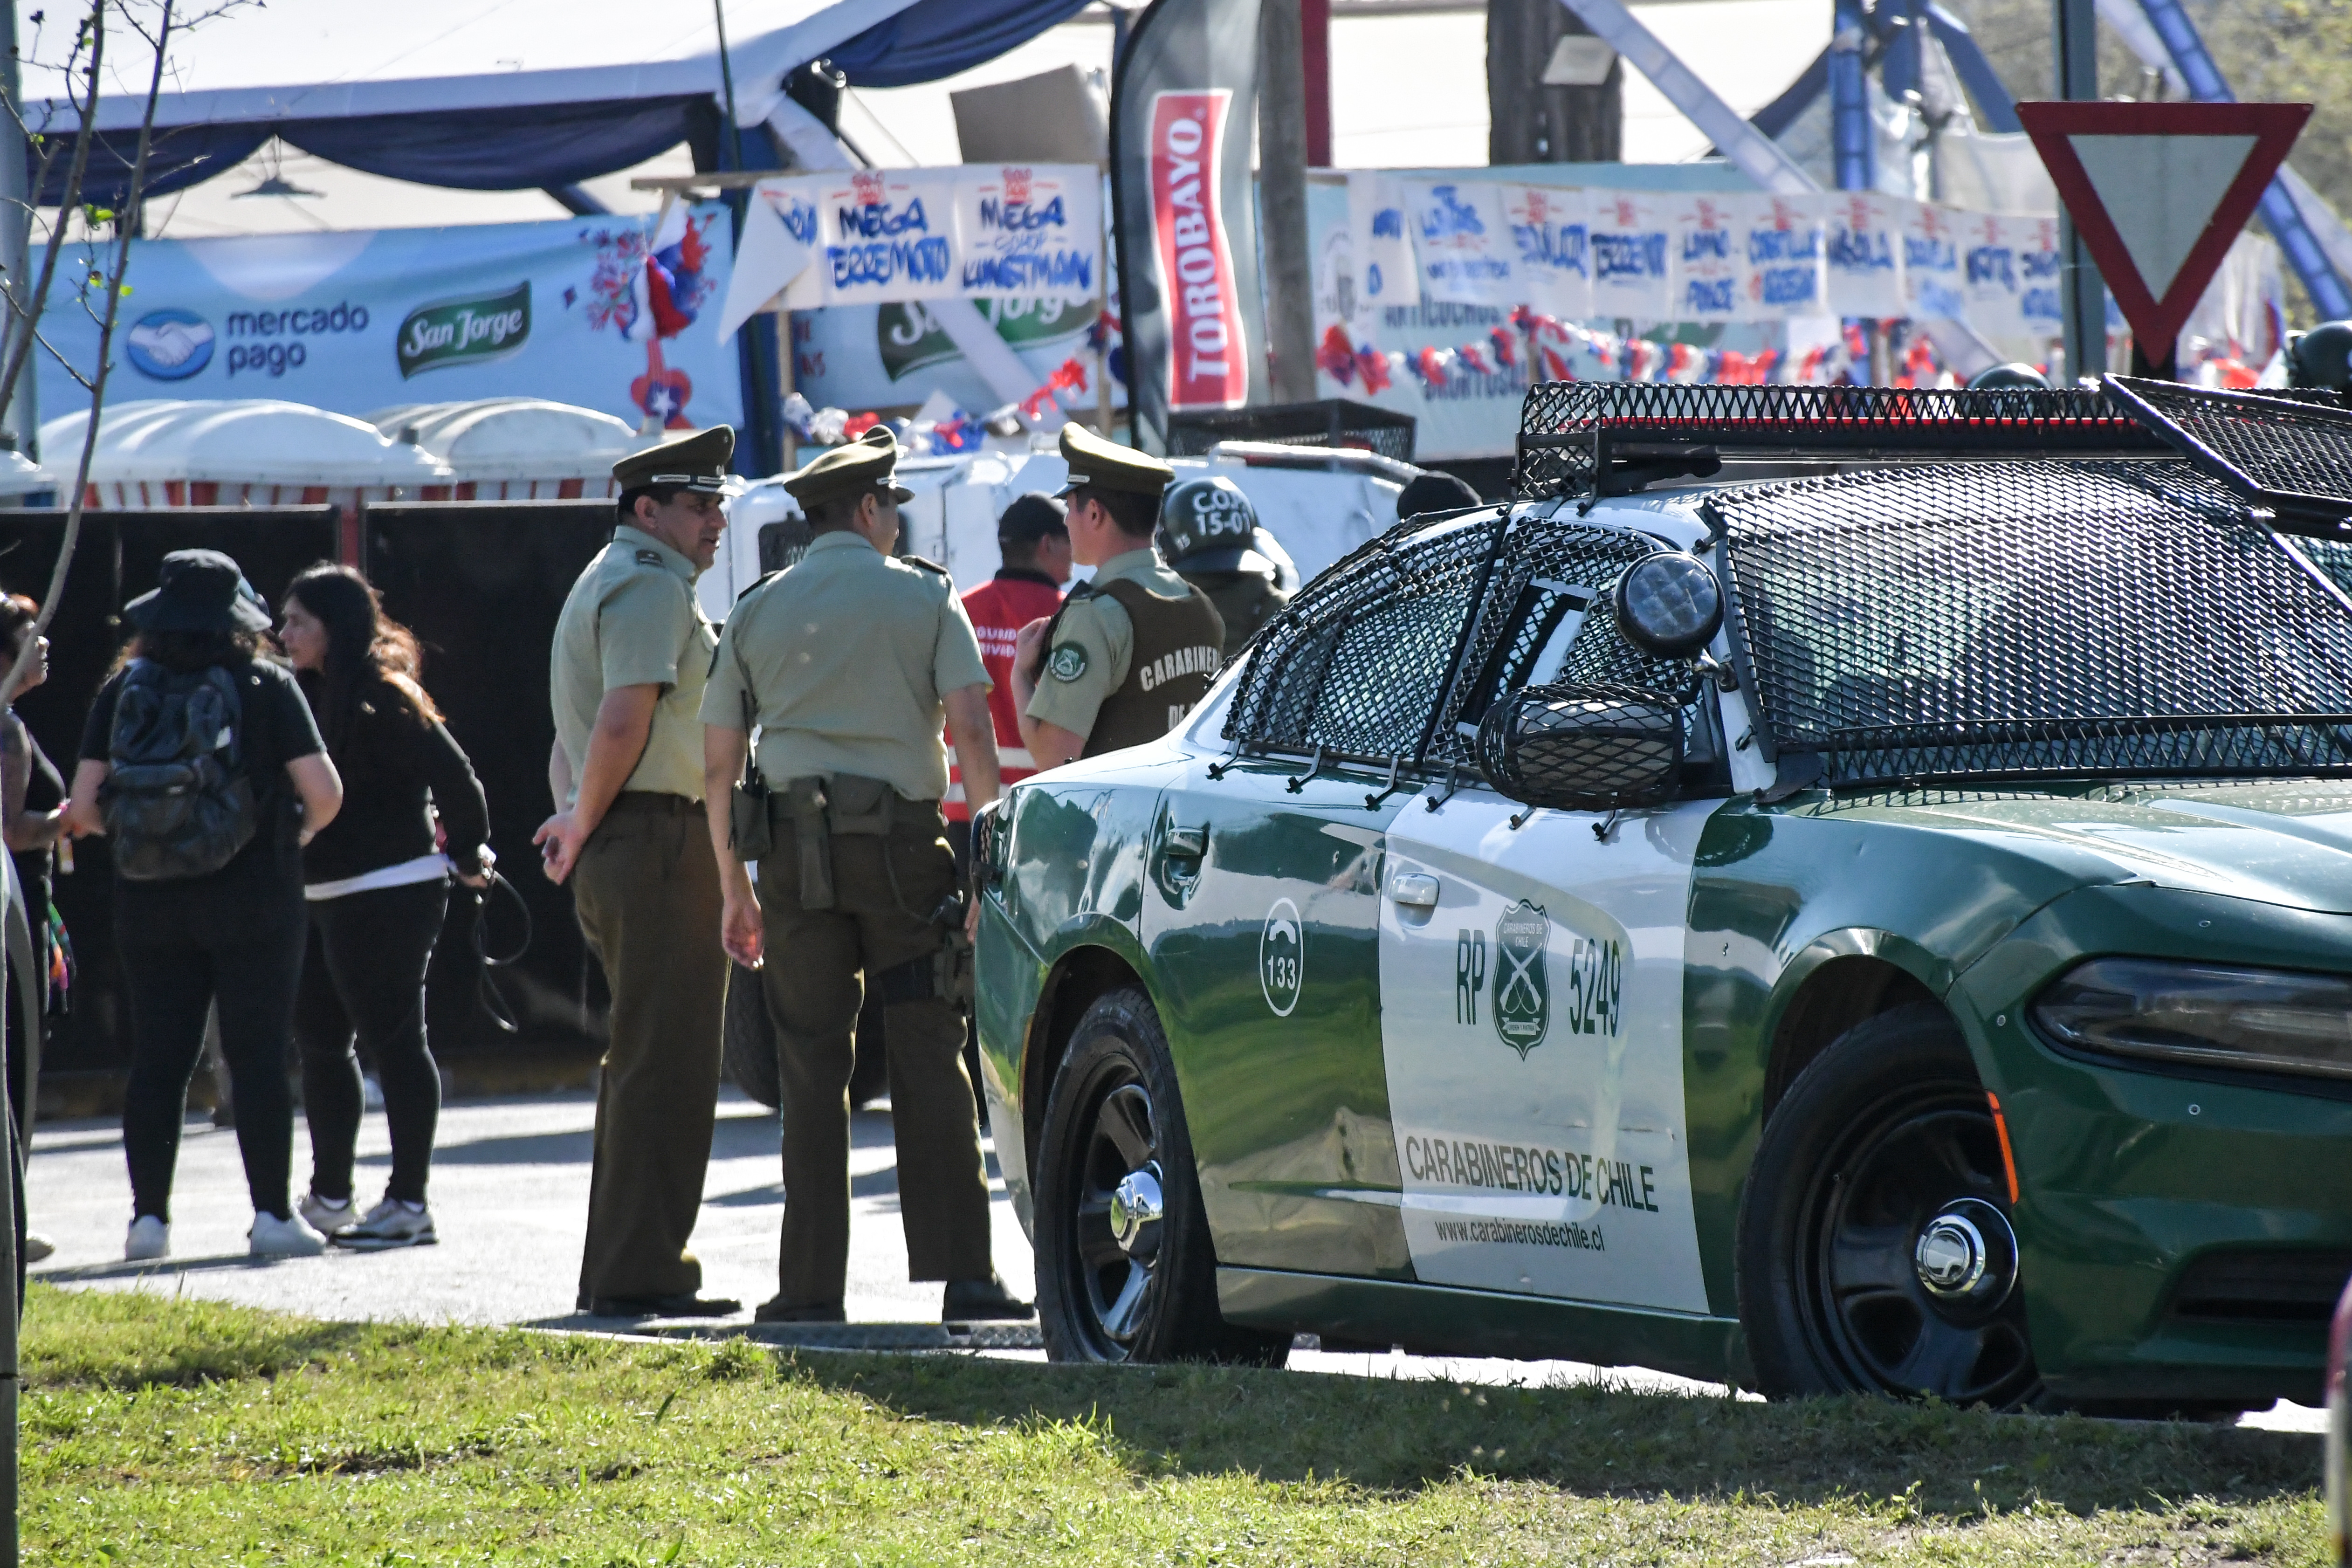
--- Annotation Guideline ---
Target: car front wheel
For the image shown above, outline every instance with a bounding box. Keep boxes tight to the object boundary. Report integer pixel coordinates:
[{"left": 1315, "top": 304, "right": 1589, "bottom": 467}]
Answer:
[
  {"left": 1034, "top": 985, "right": 1288, "bottom": 1366},
  {"left": 1738, "top": 1002, "right": 2039, "bottom": 1408}
]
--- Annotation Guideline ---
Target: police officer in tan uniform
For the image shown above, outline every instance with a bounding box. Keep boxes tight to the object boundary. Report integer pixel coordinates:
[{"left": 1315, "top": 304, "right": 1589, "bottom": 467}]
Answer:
[
  {"left": 1011, "top": 424, "right": 1227, "bottom": 767},
  {"left": 701, "top": 427, "right": 1029, "bottom": 1324},
  {"left": 538, "top": 426, "right": 740, "bottom": 1321}
]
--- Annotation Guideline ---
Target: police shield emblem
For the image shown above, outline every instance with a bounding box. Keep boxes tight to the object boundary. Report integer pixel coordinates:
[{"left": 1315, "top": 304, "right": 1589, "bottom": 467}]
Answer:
[{"left": 1492, "top": 900, "right": 1550, "bottom": 1057}]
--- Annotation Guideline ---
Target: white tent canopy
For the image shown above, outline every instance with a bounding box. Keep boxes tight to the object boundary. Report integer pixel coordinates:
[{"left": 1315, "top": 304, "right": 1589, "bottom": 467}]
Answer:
[
  {"left": 365, "top": 399, "right": 636, "bottom": 484},
  {"left": 25, "top": 0, "right": 904, "bottom": 134},
  {"left": 42, "top": 398, "right": 449, "bottom": 490}
]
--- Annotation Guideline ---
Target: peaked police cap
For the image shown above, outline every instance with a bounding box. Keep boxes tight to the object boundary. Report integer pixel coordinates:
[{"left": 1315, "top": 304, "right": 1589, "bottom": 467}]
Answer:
[
  {"left": 612, "top": 426, "right": 736, "bottom": 493},
  {"left": 1053, "top": 421, "right": 1174, "bottom": 500},
  {"left": 784, "top": 426, "right": 917, "bottom": 509}
]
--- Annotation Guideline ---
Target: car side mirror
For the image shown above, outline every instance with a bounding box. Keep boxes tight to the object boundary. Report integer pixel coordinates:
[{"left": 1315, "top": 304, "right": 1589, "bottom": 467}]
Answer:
[{"left": 1474, "top": 682, "right": 1685, "bottom": 811}]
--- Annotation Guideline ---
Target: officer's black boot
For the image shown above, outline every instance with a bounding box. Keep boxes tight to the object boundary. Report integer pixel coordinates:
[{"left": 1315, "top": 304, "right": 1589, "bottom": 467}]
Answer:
[{"left": 942, "top": 1272, "right": 1033, "bottom": 1321}]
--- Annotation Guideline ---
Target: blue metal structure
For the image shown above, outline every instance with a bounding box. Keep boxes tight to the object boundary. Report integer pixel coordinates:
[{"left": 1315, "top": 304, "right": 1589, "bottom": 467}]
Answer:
[
  {"left": 1829, "top": 0, "right": 1875, "bottom": 191},
  {"left": 1736, "top": 0, "right": 2021, "bottom": 162},
  {"left": 2131, "top": 0, "right": 2352, "bottom": 321}
]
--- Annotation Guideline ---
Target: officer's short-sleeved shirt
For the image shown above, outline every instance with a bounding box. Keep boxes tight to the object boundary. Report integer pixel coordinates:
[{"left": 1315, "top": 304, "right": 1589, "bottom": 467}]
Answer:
[
  {"left": 1024, "top": 547, "right": 1193, "bottom": 739},
  {"left": 550, "top": 524, "right": 717, "bottom": 805},
  {"left": 701, "top": 530, "right": 990, "bottom": 803}
]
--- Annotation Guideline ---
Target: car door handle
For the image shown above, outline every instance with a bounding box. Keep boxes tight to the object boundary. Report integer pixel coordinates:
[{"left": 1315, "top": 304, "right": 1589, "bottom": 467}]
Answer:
[
  {"left": 1164, "top": 826, "right": 1207, "bottom": 861},
  {"left": 1390, "top": 872, "right": 1439, "bottom": 908}
]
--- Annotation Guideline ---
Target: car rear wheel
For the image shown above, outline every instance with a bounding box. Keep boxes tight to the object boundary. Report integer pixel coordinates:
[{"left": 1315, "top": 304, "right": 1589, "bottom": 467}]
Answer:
[
  {"left": 1738, "top": 1002, "right": 2039, "bottom": 1408},
  {"left": 1034, "top": 985, "right": 1289, "bottom": 1366}
]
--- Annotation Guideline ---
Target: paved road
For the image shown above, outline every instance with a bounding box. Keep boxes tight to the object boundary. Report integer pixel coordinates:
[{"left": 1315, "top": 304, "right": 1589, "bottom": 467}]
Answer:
[{"left": 23, "top": 1089, "right": 2325, "bottom": 1430}]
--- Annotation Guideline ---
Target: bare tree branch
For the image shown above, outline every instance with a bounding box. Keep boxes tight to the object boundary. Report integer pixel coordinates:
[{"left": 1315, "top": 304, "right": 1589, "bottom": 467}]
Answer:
[
  {"left": 0, "top": 0, "right": 176, "bottom": 706},
  {"left": 0, "top": 6, "right": 103, "bottom": 440}
]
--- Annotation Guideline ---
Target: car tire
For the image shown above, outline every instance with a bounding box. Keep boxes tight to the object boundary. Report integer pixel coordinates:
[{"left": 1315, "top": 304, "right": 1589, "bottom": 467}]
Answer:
[
  {"left": 722, "top": 964, "right": 890, "bottom": 1112},
  {"left": 1034, "top": 985, "right": 1289, "bottom": 1367},
  {"left": 1737, "top": 1002, "right": 2040, "bottom": 1408}
]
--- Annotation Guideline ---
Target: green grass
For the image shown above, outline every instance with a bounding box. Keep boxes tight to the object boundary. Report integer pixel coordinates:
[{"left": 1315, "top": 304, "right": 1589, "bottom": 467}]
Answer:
[{"left": 22, "top": 1283, "right": 2328, "bottom": 1565}]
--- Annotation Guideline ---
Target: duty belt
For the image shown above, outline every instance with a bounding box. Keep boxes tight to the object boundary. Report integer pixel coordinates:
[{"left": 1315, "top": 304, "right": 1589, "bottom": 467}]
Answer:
[{"left": 771, "top": 773, "right": 970, "bottom": 1010}]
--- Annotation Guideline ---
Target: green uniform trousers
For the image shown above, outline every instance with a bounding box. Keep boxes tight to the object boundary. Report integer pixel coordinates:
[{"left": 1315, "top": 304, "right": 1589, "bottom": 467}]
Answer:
[
  {"left": 572, "top": 792, "right": 726, "bottom": 1301},
  {"left": 758, "top": 801, "right": 992, "bottom": 1305}
]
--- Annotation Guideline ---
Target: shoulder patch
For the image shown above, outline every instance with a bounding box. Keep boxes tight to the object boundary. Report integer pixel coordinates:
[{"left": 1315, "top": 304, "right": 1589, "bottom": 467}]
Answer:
[
  {"left": 901, "top": 554, "right": 950, "bottom": 577},
  {"left": 635, "top": 549, "right": 666, "bottom": 568},
  {"left": 1047, "top": 642, "right": 1089, "bottom": 683}
]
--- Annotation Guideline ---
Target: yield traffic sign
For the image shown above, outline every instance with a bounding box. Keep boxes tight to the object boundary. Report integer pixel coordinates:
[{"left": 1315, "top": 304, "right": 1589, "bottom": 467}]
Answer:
[{"left": 2017, "top": 101, "right": 2311, "bottom": 369}]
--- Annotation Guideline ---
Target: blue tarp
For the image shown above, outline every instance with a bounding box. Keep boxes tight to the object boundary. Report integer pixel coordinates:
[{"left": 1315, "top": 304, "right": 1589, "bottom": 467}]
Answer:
[
  {"left": 34, "top": 0, "right": 1089, "bottom": 206},
  {"left": 831, "top": 0, "right": 1096, "bottom": 89}
]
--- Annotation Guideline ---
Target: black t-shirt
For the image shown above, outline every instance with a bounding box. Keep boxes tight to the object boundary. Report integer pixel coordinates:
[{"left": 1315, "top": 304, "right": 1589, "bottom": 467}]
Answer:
[
  {"left": 297, "top": 670, "right": 490, "bottom": 885},
  {"left": 81, "top": 655, "right": 325, "bottom": 888}
]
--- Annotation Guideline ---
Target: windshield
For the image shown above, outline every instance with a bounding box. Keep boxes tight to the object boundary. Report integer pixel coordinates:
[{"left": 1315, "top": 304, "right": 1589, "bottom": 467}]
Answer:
[{"left": 1715, "top": 460, "right": 2352, "bottom": 789}]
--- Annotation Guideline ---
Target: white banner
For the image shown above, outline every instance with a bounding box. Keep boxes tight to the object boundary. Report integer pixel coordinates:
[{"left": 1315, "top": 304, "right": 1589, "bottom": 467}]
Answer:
[
  {"left": 1671, "top": 192, "right": 1746, "bottom": 322},
  {"left": 1348, "top": 172, "right": 1421, "bottom": 334},
  {"left": 1501, "top": 184, "right": 1592, "bottom": 320},
  {"left": 1403, "top": 179, "right": 1519, "bottom": 307},
  {"left": 1825, "top": 190, "right": 1908, "bottom": 319},
  {"left": 1740, "top": 194, "right": 1828, "bottom": 320},
  {"left": 1588, "top": 190, "right": 1674, "bottom": 321},
  {"left": 719, "top": 164, "right": 1103, "bottom": 341}
]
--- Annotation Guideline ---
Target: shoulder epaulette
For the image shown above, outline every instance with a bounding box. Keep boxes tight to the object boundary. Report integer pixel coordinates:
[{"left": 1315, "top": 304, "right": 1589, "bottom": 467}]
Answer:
[
  {"left": 732, "top": 569, "right": 781, "bottom": 605},
  {"left": 634, "top": 549, "right": 667, "bottom": 568},
  {"left": 900, "top": 554, "right": 950, "bottom": 577}
]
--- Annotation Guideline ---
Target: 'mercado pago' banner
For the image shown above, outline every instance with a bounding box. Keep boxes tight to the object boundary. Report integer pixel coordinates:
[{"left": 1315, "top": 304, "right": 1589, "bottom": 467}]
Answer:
[{"left": 39, "top": 204, "right": 745, "bottom": 433}]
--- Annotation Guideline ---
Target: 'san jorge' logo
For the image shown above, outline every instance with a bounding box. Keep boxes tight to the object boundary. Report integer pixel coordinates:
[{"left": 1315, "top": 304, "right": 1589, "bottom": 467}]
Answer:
[
  {"left": 1492, "top": 900, "right": 1550, "bottom": 1058},
  {"left": 396, "top": 282, "right": 530, "bottom": 378},
  {"left": 1260, "top": 897, "right": 1303, "bottom": 1017}
]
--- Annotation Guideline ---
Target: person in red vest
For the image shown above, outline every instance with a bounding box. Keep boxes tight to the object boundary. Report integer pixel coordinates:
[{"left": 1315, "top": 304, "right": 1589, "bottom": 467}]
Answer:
[{"left": 945, "top": 493, "right": 1071, "bottom": 867}]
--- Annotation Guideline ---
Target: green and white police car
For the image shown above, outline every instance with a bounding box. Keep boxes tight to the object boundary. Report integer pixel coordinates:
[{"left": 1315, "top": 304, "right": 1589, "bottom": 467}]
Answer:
[{"left": 971, "top": 379, "right": 2352, "bottom": 1412}]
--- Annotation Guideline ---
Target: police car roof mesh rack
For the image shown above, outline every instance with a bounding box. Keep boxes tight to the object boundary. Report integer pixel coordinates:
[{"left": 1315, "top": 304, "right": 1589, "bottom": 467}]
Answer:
[
  {"left": 1513, "top": 381, "right": 2168, "bottom": 501},
  {"left": 2101, "top": 375, "right": 2352, "bottom": 537},
  {"left": 1711, "top": 459, "right": 2352, "bottom": 791}
]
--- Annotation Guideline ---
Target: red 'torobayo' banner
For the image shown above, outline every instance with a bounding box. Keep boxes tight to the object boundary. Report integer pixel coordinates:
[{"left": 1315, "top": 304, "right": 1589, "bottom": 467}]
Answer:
[{"left": 1149, "top": 90, "right": 1250, "bottom": 412}]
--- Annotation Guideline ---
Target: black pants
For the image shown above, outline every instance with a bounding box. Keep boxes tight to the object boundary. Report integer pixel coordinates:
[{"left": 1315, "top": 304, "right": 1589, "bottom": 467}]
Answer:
[
  {"left": 294, "top": 878, "right": 448, "bottom": 1207},
  {"left": 118, "top": 878, "right": 306, "bottom": 1223}
]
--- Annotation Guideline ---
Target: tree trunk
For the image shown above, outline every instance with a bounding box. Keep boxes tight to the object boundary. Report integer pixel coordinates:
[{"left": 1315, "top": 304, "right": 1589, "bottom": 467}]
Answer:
[
  {"left": 1259, "top": 0, "right": 1319, "bottom": 402},
  {"left": 1488, "top": 0, "right": 1622, "bottom": 165}
]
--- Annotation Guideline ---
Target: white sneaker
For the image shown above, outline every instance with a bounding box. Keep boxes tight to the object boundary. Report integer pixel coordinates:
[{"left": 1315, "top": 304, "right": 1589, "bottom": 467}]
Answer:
[
  {"left": 24, "top": 1232, "right": 53, "bottom": 1263},
  {"left": 333, "top": 1198, "right": 436, "bottom": 1251},
  {"left": 250, "top": 1211, "right": 327, "bottom": 1257},
  {"left": 124, "top": 1215, "right": 169, "bottom": 1261},
  {"left": 298, "top": 1191, "right": 355, "bottom": 1237}
]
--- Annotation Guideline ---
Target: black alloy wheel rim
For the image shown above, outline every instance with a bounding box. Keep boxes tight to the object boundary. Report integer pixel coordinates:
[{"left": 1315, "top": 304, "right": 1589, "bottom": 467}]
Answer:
[
  {"left": 1063, "top": 1056, "right": 1162, "bottom": 1359},
  {"left": 1795, "top": 1085, "right": 2037, "bottom": 1407}
]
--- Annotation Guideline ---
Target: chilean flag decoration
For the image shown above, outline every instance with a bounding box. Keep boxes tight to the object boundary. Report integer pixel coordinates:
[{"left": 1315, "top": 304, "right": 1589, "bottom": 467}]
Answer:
[{"left": 624, "top": 205, "right": 719, "bottom": 428}]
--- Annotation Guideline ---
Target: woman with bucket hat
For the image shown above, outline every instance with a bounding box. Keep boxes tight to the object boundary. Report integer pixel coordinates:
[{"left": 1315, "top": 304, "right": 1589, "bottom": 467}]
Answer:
[{"left": 62, "top": 549, "right": 345, "bottom": 1260}]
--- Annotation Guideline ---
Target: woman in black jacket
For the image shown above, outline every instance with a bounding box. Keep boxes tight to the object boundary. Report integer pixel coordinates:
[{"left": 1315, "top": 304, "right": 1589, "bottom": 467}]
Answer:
[{"left": 277, "top": 564, "right": 489, "bottom": 1250}]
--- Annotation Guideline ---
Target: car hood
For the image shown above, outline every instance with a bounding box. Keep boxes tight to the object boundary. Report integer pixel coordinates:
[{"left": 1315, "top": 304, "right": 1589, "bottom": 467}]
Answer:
[{"left": 1812, "top": 780, "right": 2352, "bottom": 915}]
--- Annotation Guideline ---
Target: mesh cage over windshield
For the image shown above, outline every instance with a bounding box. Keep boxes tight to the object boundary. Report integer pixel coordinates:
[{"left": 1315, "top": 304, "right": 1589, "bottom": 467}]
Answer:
[
  {"left": 2104, "top": 376, "right": 2352, "bottom": 529},
  {"left": 1223, "top": 511, "right": 1501, "bottom": 760},
  {"left": 1430, "top": 511, "right": 1684, "bottom": 767},
  {"left": 1714, "top": 460, "right": 2352, "bottom": 788}
]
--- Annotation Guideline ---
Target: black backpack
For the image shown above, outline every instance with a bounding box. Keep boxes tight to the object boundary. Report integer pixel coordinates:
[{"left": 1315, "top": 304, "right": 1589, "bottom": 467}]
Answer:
[{"left": 100, "top": 660, "right": 259, "bottom": 880}]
